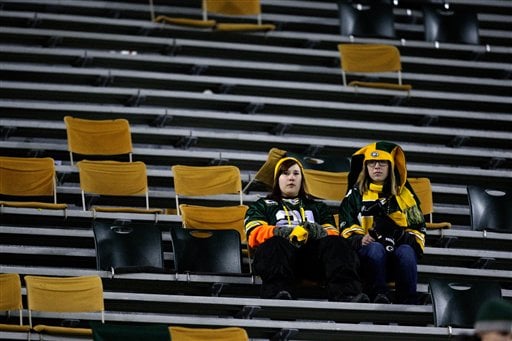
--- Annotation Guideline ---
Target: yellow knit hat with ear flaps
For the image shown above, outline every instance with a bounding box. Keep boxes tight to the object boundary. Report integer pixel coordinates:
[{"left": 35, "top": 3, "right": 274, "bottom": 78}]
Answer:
[{"left": 274, "top": 157, "right": 304, "bottom": 180}]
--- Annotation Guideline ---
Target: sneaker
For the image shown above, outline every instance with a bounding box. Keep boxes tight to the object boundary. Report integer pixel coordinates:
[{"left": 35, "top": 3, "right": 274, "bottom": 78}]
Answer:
[
  {"left": 373, "top": 293, "right": 391, "bottom": 304},
  {"left": 336, "top": 292, "right": 370, "bottom": 303},
  {"left": 273, "top": 290, "right": 293, "bottom": 300}
]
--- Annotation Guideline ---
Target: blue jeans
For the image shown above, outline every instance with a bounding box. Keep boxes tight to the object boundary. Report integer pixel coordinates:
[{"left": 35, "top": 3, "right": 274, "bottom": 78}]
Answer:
[{"left": 358, "top": 241, "right": 418, "bottom": 304}]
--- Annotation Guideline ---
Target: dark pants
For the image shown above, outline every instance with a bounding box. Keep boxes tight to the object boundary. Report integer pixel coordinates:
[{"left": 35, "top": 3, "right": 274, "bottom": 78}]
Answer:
[
  {"left": 358, "top": 242, "right": 418, "bottom": 304},
  {"left": 253, "top": 236, "right": 362, "bottom": 300}
]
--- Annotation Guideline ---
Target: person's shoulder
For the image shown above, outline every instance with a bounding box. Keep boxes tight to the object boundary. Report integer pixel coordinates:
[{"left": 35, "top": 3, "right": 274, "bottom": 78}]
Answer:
[{"left": 254, "top": 197, "right": 280, "bottom": 206}]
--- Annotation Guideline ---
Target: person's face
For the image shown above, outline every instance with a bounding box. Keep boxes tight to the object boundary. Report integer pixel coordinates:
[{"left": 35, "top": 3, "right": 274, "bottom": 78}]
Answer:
[
  {"left": 479, "top": 331, "right": 512, "bottom": 341},
  {"left": 366, "top": 160, "right": 390, "bottom": 184},
  {"left": 279, "top": 163, "right": 302, "bottom": 198}
]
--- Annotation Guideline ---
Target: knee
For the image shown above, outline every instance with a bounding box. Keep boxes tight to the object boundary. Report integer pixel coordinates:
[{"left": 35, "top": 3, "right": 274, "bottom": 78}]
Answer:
[
  {"left": 395, "top": 244, "right": 417, "bottom": 266},
  {"left": 361, "top": 242, "right": 386, "bottom": 261}
]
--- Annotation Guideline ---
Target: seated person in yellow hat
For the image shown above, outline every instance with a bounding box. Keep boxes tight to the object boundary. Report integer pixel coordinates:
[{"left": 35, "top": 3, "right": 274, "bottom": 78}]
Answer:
[
  {"left": 245, "top": 156, "right": 369, "bottom": 302},
  {"left": 339, "top": 141, "right": 426, "bottom": 304}
]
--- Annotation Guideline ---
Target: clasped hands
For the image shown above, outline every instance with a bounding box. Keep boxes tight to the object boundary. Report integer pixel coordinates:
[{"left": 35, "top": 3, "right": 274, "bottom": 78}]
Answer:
[{"left": 275, "top": 221, "right": 328, "bottom": 247}]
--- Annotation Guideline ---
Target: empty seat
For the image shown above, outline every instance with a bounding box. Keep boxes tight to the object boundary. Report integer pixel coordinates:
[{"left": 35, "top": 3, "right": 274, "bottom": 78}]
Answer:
[
  {"left": 153, "top": 0, "right": 275, "bottom": 32},
  {"left": 338, "top": 44, "right": 412, "bottom": 91},
  {"left": 64, "top": 116, "right": 133, "bottom": 166},
  {"left": 337, "top": 2, "right": 396, "bottom": 38},
  {"left": 169, "top": 326, "right": 249, "bottom": 341},
  {"left": 92, "top": 220, "right": 166, "bottom": 275},
  {"left": 25, "top": 275, "right": 105, "bottom": 336},
  {"left": 77, "top": 160, "right": 163, "bottom": 214},
  {"left": 0, "top": 273, "right": 31, "bottom": 333},
  {"left": 423, "top": 5, "right": 480, "bottom": 45},
  {"left": 170, "top": 227, "right": 243, "bottom": 275},
  {"left": 0, "top": 156, "right": 68, "bottom": 210},
  {"left": 204, "top": 0, "right": 276, "bottom": 31},
  {"left": 243, "top": 147, "right": 287, "bottom": 193},
  {"left": 408, "top": 178, "right": 451, "bottom": 230},
  {"left": 467, "top": 185, "right": 512, "bottom": 233},
  {"left": 428, "top": 278, "right": 502, "bottom": 328},
  {"left": 179, "top": 204, "right": 248, "bottom": 243}
]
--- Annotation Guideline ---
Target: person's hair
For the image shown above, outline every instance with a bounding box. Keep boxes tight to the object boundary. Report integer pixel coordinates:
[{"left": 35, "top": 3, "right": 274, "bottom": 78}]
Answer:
[
  {"left": 268, "top": 158, "right": 306, "bottom": 200},
  {"left": 356, "top": 160, "right": 398, "bottom": 196}
]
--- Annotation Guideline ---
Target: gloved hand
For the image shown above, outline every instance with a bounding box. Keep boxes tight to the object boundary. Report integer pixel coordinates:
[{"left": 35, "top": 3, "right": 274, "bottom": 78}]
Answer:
[
  {"left": 289, "top": 225, "right": 308, "bottom": 248},
  {"left": 274, "top": 226, "right": 294, "bottom": 239},
  {"left": 303, "top": 221, "right": 328, "bottom": 240}
]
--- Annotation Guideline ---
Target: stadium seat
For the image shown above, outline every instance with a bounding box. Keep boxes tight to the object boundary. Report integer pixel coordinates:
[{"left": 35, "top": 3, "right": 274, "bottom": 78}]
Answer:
[
  {"left": 422, "top": 5, "right": 480, "bottom": 45},
  {"left": 204, "top": 0, "right": 276, "bottom": 32},
  {"left": 0, "top": 156, "right": 68, "bottom": 210},
  {"left": 408, "top": 178, "right": 451, "bottom": 230},
  {"left": 92, "top": 220, "right": 166, "bottom": 275},
  {"left": 179, "top": 204, "right": 248, "bottom": 243},
  {"left": 77, "top": 160, "right": 163, "bottom": 214},
  {"left": 337, "top": 44, "right": 412, "bottom": 92},
  {"left": 243, "top": 147, "right": 287, "bottom": 193},
  {"left": 64, "top": 116, "right": 133, "bottom": 166},
  {"left": 169, "top": 227, "right": 243, "bottom": 275},
  {"left": 172, "top": 164, "right": 244, "bottom": 212},
  {"left": 0, "top": 273, "right": 31, "bottom": 333},
  {"left": 25, "top": 275, "right": 105, "bottom": 336},
  {"left": 467, "top": 185, "right": 512, "bottom": 233},
  {"left": 337, "top": 2, "right": 396, "bottom": 38},
  {"left": 153, "top": 0, "right": 275, "bottom": 32},
  {"left": 428, "top": 278, "right": 502, "bottom": 328},
  {"left": 169, "top": 326, "right": 249, "bottom": 341}
]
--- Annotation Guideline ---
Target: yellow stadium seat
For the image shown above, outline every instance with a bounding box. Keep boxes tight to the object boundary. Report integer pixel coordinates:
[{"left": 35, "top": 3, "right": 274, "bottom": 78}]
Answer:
[
  {"left": 64, "top": 116, "right": 133, "bottom": 166},
  {"left": 0, "top": 273, "right": 31, "bottom": 333},
  {"left": 338, "top": 44, "right": 412, "bottom": 92},
  {"left": 25, "top": 275, "right": 104, "bottom": 337},
  {"left": 0, "top": 156, "right": 68, "bottom": 210},
  {"left": 77, "top": 160, "right": 163, "bottom": 214}
]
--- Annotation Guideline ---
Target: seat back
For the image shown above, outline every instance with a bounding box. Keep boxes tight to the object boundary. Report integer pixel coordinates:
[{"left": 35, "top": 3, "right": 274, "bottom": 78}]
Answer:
[
  {"left": 428, "top": 278, "right": 502, "bottom": 328},
  {"left": 92, "top": 221, "right": 165, "bottom": 274},
  {"left": 204, "top": 0, "right": 275, "bottom": 31},
  {"left": 169, "top": 326, "right": 249, "bottom": 341},
  {"left": 170, "top": 227, "right": 243, "bottom": 274},
  {"left": 243, "top": 147, "right": 287, "bottom": 193},
  {"left": 179, "top": 204, "right": 248, "bottom": 243},
  {"left": 337, "top": 2, "right": 396, "bottom": 38},
  {"left": 303, "top": 169, "right": 348, "bottom": 202},
  {"left": 25, "top": 275, "right": 105, "bottom": 327},
  {"left": 405, "top": 178, "right": 451, "bottom": 230},
  {"left": 172, "top": 164, "right": 243, "bottom": 214},
  {"left": 338, "top": 44, "right": 411, "bottom": 91},
  {"left": 77, "top": 160, "right": 161, "bottom": 213},
  {"left": 467, "top": 185, "right": 512, "bottom": 233},
  {"left": 423, "top": 5, "right": 480, "bottom": 45},
  {"left": 64, "top": 116, "right": 132, "bottom": 165},
  {"left": 0, "top": 273, "right": 23, "bottom": 326},
  {"left": 0, "top": 156, "right": 67, "bottom": 210}
]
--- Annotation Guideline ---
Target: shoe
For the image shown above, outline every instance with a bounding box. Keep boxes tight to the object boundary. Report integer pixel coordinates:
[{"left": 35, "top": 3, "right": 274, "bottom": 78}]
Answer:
[
  {"left": 373, "top": 293, "right": 391, "bottom": 304},
  {"left": 336, "top": 292, "right": 370, "bottom": 303},
  {"left": 273, "top": 290, "right": 292, "bottom": 300}
]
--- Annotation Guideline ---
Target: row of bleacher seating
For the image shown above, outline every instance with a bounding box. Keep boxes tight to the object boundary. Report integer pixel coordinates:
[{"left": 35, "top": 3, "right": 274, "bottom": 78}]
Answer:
[{"left": 0, "top": 273, "right": 250, "bottom": 340}]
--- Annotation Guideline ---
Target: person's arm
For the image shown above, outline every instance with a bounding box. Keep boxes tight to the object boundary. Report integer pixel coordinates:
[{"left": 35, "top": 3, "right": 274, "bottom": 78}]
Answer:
[
  {"left": 339, "top": 188, "right": 366, "bottom": 249},
  {"left": 245, "top": 198, "right": 302, "bottom": 248},
  {"left": 312, "top": 200, "right": 338, "bottom": 236}
]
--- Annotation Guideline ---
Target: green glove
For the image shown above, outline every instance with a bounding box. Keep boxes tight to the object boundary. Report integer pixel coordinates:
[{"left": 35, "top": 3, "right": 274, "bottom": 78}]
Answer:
[
  {"left": 274, "top": 226, "right": 294, "bottom": 239},
  {"left": 289, "top": 225, "right": 308, "bottom": 248},
  {"left": 303, "top": 221, "right": 328, "bottom": 240}
]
